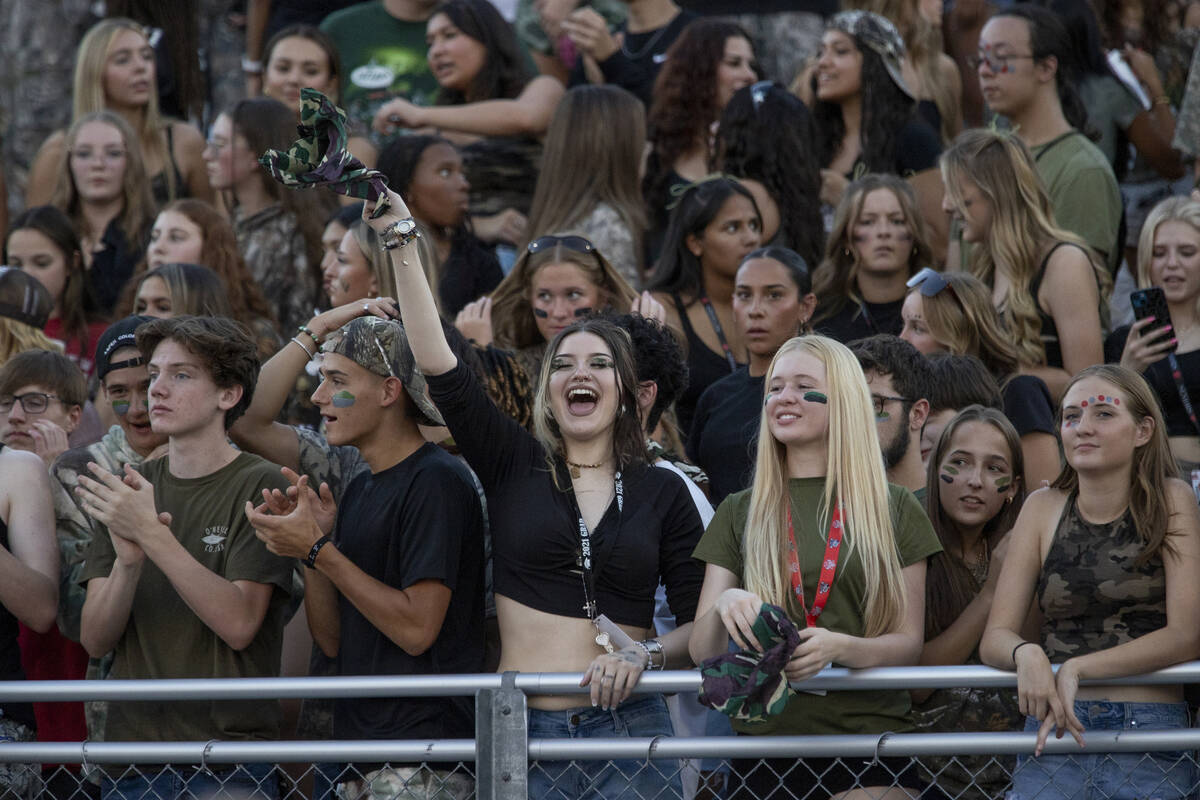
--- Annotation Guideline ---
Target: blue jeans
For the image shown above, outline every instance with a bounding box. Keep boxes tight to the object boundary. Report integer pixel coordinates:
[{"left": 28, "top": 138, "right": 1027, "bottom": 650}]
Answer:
[
  {"left": 1011, "top": 701, "right": 1195, "bottom": 800},
  {"left": 102, "top": 763, "right": 278, "bottom": 800},
  {"left": 528, "top": 694, "right": 682, "bottom": 800}
]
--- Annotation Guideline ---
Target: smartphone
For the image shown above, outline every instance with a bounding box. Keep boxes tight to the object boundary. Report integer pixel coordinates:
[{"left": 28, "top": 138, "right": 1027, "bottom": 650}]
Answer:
[{"left": 1130, "top": 287, "right": 1177, "bottom": 354}]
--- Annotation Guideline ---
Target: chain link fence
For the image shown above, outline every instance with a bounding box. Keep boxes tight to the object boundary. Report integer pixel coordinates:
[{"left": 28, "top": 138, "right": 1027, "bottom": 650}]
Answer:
[{"left": 0, "top": 666, "right": 1196, "bottom": 799}]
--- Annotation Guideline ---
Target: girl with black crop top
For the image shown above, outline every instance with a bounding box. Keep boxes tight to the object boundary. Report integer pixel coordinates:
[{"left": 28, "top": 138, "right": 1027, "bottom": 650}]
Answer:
[
  {"left": 646, "top": 176, "right": 761, "bottom": 439},
  {"left": 365, "top": 188, "right": 705, "bottom": 800},
  {"left": 1109, "top": 197, "right": 1200, "bottom": 477},
  {"left": 981, "top": 365, "right": 1200, "bottom": 800},
  {"left": 941, "top": 129, "right": 1110, "bottom": 403}
]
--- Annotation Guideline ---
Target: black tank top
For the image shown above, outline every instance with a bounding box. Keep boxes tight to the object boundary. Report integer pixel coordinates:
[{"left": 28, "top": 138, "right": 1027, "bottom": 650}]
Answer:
[{"left": 671, "top": 292, "right": 736, "bottom": 438}]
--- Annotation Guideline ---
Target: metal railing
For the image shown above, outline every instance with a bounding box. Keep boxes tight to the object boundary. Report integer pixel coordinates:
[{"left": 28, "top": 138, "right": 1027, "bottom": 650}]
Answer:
[{"left": 1, "top": 663, "right": 1199, "bottom": 799}]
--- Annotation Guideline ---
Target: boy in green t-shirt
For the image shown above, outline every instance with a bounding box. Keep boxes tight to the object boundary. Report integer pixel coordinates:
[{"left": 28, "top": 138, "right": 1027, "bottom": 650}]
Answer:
[{"left": 76, "top": 316, "right": 292, "bottom": 799}]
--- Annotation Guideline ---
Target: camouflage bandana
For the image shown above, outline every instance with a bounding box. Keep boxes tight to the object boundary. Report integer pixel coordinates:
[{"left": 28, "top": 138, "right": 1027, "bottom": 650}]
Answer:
[
  {"left": 258, "top": 88, "right": 392, "bottom": 218},
  {"left": 827, "top": 10, "right": 914, "bottom": 99},
  {"left": 321, "top": 317, "right": 444, "bottom": 427},
  {"left": 698, "top": 603, "right": 803, "bottom": 722}
]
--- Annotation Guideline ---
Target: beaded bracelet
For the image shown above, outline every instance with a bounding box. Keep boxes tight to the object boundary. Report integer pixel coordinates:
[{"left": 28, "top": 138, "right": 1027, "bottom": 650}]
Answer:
[{"left": 297, "top": 324, "right": 322, "bottom": 345}]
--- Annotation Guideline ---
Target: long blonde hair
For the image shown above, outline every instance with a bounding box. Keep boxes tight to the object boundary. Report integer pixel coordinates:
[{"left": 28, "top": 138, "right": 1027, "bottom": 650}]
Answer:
[
  {"left": 0, "top": 320, "right": 63, "bottom": 366},
  {"left": 73, "top": 18, "right": 178, "bottom": 201},
  {"left": 1136, "top": 196, "right": 1200, "bottom": 322},
  {"left": 743, "top": 335, "right": 907, "bottom": 637},
  {"left": 941, "top": 129, "right": 1110, "bottom": 366},
  {"left": 53, "top": 111, "right": 156, "bottom": 248},
  {"left": 916, "top": 272, "right": 1022, "bottom": 376}
]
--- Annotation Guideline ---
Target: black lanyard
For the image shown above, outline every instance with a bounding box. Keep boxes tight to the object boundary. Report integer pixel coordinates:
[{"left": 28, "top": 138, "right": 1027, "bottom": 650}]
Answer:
[
  {"left": 699, "top": 295, "right": 738, "bottom": 371},
  {"left": 570, "top": 471, "right": 623, "bottom": 621},
  {"left": 1167, "top": 353, "right": 1200, "bottom": 439}
]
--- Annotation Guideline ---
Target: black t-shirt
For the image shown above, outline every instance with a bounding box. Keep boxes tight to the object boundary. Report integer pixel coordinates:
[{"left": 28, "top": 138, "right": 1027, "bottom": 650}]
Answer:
[
  {"left": 687, "top": 367, "right": 764, "bottom": 506},
  {"left": 437, "top": 232, "right": 503, "bottom": 317},
  {"left": 815, "top": 297, "right": 905, "bottom": 344},
  {"left": 1107, "top": 324, "right": 1200, "bottom": 438},
  {"left": 567, "top": 11, "right": 698, "bottom": 106},
  {"left": 333, "top": 443, "right": 486, "bottom": 741},
  {"left": 1001, "top": 374, "right": 1055, "bottom": 438},
  {"left": 426, "top": 360, "right": 705, "bottom": 629}
]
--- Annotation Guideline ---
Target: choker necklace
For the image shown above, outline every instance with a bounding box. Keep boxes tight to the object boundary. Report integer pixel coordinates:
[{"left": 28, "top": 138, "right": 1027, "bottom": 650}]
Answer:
[{"left": 567, "top": 459, "right": 606, "bottom": 479}]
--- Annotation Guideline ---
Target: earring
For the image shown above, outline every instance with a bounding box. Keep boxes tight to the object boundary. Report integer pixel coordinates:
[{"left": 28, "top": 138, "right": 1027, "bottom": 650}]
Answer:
[
  {"left": 619, "top": 404, "right": 627, "bottom": 415},
  {"left": 842, "top": 247, "right": 852, "bottom": 258}
]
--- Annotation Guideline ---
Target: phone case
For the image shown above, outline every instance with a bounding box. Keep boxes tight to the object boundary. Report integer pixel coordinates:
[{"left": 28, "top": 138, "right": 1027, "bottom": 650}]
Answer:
[{"left": 1130, "top": 288, "right": 1177, "bottom": 354}]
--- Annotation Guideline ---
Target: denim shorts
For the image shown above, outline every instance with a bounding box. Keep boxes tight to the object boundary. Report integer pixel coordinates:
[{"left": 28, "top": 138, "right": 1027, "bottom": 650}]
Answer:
[
  {"left": 527, "top": 694, "right": 682, "bottom": 800},
  {"left": 1010, "top": 701, "right": 1195, "bottom": 800},
  {"left": 102, "top": 763, "right": 277, "bottom": 800}
]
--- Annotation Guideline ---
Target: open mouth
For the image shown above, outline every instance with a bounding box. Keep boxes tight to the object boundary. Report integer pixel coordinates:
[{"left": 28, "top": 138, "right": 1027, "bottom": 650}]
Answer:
[{"left": 567, "top": 386, "right": 598, "bottom": 416}]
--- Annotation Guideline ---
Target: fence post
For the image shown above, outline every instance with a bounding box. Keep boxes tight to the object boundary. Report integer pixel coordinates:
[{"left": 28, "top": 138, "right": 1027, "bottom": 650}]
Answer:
[{"left": 475, "top": 670, "right": 527, "bottom": 800}]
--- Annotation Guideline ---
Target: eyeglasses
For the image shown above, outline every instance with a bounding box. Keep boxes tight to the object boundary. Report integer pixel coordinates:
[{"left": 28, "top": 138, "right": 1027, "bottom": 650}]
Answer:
[
  {"left": 870, "top": 393, "right": 908, "bottom": 418},
  {"left": 69, "top": 148, "right": 126, "bottom": 164},
  {"left": 0, "top": 392, "right": 61, "bottom": 414},
  {"left": 968, "top": 49, "right": 1036, "bottom": 74},
  {"left": 527, "top": 235, "right": 596, "bottom": 255},
  {"left": 750, "top": 80, "right": 773, "bottom": 113},
  {"left": 907, "top": 267, "right": 955, "bottom": 298}
]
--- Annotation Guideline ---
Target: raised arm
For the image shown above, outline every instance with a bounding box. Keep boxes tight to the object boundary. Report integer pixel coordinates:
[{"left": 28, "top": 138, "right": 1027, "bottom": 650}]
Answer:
[
  {"left": 363, "top": 189, "right": 458, "bottom": 376},
  {"left": 230, "top": 298, "right": 401, "bottom": 471}
]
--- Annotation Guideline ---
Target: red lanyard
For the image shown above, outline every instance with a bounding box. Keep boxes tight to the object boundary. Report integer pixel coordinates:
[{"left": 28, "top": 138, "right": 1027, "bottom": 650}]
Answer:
[{"left": 786, "top": 501, "right": 844, "bottom": 628}]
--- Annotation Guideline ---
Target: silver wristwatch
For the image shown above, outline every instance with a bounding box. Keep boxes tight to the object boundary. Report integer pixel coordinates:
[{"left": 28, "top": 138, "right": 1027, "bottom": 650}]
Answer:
[{"left": 381, "top": 217, "right": 420, "bottom": 250}]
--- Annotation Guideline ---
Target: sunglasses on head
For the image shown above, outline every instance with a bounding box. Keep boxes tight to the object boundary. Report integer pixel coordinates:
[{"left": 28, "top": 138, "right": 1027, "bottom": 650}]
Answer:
[
  {"left": 750, "top": 80, "right": 773, "bottom": 113},
  {"left": 527, "top": 235, "right": 596, "bottom": 256},
  {"left": 906, "top": 267, "right": 954, "bottom": 298}
]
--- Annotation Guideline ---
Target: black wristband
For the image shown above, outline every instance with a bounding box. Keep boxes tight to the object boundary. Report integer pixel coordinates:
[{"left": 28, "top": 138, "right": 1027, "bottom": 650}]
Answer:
[
  {"left": 304, "top": 535, "right": 331, "bottom": 569},
  {"left": 1012, "top": 640, "right": 1040, "bottom": 665}
]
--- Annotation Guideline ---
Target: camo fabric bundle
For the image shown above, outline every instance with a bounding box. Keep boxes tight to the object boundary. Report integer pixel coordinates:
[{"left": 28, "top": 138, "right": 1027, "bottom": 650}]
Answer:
[
  {"left": 259, "top": 87, "right": 391, "bottom": 217},
  {"left": 698, "top": 602, "right": 802, "bottom": 722}
]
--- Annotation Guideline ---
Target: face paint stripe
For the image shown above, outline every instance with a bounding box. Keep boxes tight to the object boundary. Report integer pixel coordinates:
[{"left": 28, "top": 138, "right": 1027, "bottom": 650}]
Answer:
[
  {"left": 111, "top": 400, "right": 131, "bottom": 417},
  {"left": 942, "top": 464, "right": 959, "bottom": 475},
  {"left": 939, "top": 474, "right": 953, "bottom": 484},
  {"left": 802, "top": 391, "right": 828, "bottom": 404},
  {"left": 331, "top": 390, "right": 356, "bottom": 408}
]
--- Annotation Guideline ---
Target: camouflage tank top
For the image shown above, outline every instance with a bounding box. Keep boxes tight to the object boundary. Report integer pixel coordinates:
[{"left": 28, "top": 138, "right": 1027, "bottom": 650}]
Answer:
[{"left": 1037, "top": 494, "right": 1166, "bottom": 662}]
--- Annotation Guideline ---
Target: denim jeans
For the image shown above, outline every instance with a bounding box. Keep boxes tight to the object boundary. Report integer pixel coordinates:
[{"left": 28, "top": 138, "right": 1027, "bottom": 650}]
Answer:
[
  {"left": 102, "top": 763, "right": 278, "bottom": 800},
  {"left": 1010, "top": 701, "right": 1195, "bottom": 800},
  {"left": 527, "top": 694, "right": 682, "bottom": 800}
]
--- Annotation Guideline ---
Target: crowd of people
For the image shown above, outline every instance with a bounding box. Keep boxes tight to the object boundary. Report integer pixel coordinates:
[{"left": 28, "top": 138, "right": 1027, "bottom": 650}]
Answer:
[{"left": 1, "top": 0, "right": 1200, "bottom": 798}]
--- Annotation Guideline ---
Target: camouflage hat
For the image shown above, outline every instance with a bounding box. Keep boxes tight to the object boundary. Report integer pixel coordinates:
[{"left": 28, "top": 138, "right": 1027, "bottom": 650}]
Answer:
[
  {"left": 321, "top": 317, "right": 444, "bottom": 427},
  {"left": 827, "top": 10, "right": 913, "bottom": 99},
  {"left": 0, "top": 267, "right": 53, "bottom": 329}
]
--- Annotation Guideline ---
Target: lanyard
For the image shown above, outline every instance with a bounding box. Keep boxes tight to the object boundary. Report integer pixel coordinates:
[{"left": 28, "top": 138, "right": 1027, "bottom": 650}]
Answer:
[
  {"left": 1167, "top": 353, "right": 1200, "bottom": 439},
  {"left": 786, "top": 500, "right": 844, "bottom": 628},
  {"left": 698, "top": 295, "right": 738, "bottom": 371},
  {"left": 572, "top": 471, "right": 624, "bottom": 624}
]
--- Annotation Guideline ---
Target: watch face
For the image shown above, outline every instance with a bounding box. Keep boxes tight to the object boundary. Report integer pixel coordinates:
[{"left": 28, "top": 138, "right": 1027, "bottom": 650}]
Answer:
[{"left": 397, "top": 219, "right": 416, "bottom": 235}]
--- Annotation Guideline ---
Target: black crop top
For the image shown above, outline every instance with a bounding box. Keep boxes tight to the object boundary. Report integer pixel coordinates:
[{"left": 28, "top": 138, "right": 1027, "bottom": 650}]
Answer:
[
  {"left": 1106, "top": 324, "right": 1200, "bottom": 438},
  {"left": 426, "top": 360, "right": 705, "bottom": 629}
]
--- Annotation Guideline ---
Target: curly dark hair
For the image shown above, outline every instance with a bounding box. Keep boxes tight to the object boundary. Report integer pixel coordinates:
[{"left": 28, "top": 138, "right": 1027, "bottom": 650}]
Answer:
[
  {"left": 606, "top": 312, "right": 688, "bottom": 433},
  {"left": 136, "top": 315, "right": 259, "bottom": 430},
  {"left": 847, "top": 333, "right": 934, "bottom": 405},
  {"left": 812, "top": 45, "right": 916, "bottom": 174},
  {"left": 644, "top": 19, "right": 757, "bottom": 233},
  {"left": 644, "top": 177, "right": 761, "bottom": 299},
  {"left": 714, "top": 83, "right": 825, "bottom": 270},
  {"left": 432, "top": 0, "right": 532, "bottom": 104}
]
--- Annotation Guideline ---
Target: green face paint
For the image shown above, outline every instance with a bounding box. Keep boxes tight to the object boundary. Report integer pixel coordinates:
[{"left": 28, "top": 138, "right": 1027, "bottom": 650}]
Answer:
[
  {"left": 942, "top": 464, "right": 959, "bottom": 475},
  {"left": 331, "top": 390, "right": 356, "bottom": 408},
  {"left": 763, "top": 392, "right": 773, "bottom": 406},
  {"left": 995, "top": 476, "right": 1012, "bottom": 493},
  {"left": 111, "top": 400, "right": 131, "bottom": 417},
  {"left": 875, "top": 411, "right": 891, "bottom": 421},
  {"left": 802, "top": 391, "right": 828, "bottom": 404}
]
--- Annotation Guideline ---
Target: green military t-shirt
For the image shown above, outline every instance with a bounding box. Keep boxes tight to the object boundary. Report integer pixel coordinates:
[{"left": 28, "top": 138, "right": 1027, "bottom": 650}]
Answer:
[
  {"left": 693, "top": 478, "right": 941, "bottom": 736},
  {"left": 79, "top": 452, "right": 293, "bottom": 742},
  {"left": 321, "top": 1, "right": 440, "bottom": 136},
  {"left": 1032, "top": 130, "right": 1122, "bottom": 275}
]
